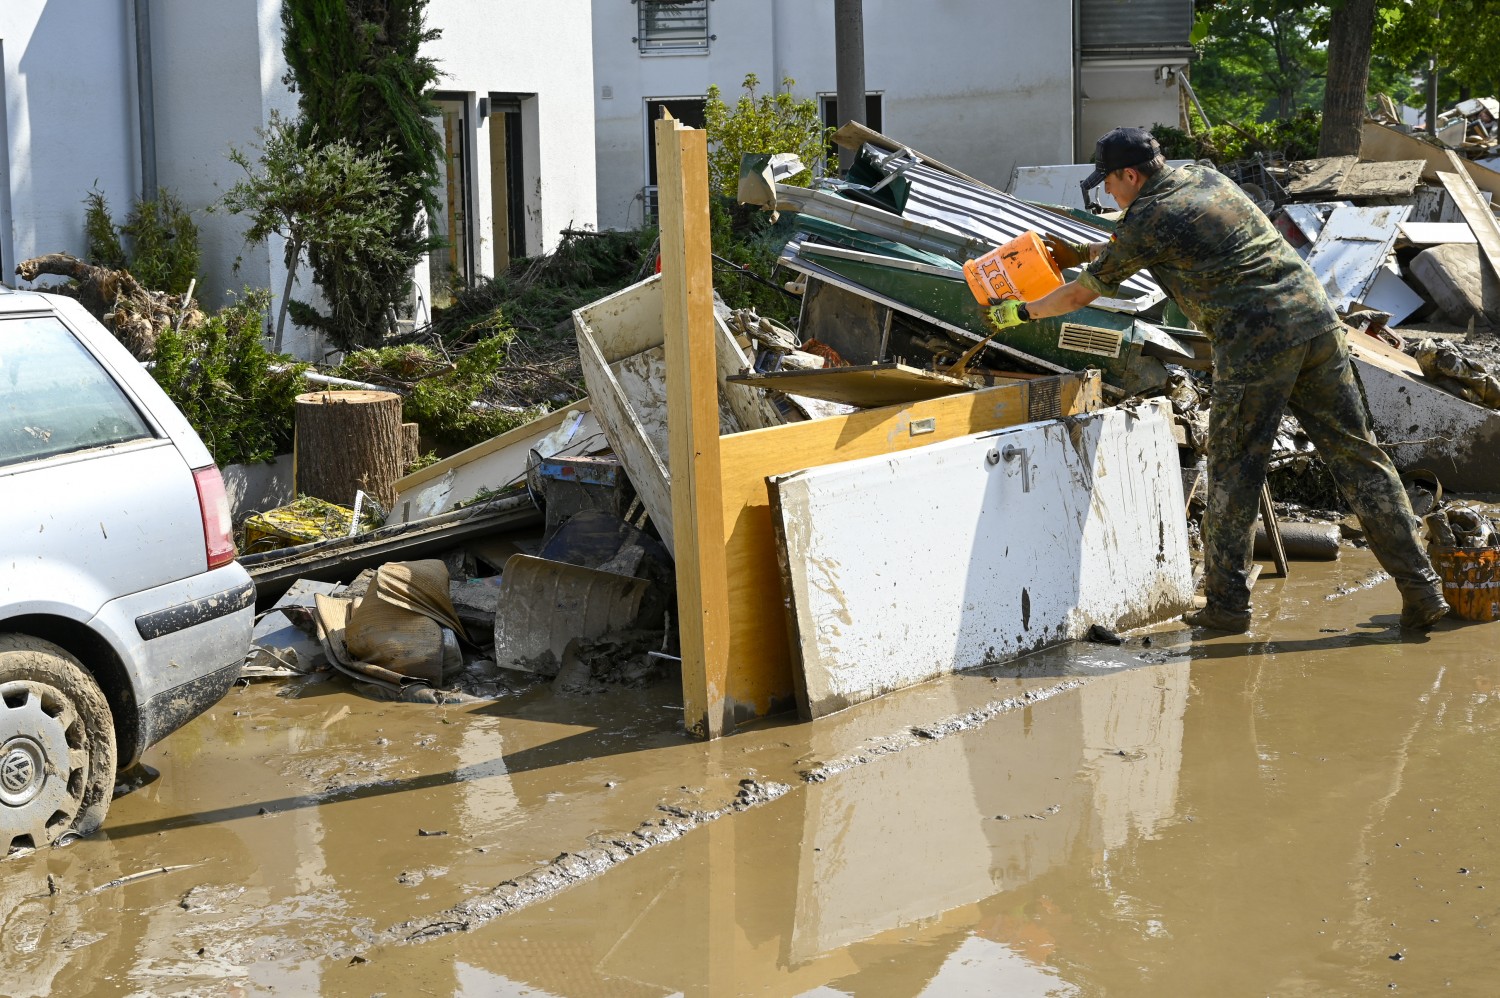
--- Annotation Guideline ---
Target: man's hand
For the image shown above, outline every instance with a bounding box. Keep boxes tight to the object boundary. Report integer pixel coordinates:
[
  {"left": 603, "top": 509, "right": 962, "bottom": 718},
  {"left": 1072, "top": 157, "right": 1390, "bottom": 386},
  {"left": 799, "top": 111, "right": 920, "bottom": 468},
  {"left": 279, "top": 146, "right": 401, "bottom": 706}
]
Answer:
[
  {"left": 987, "top": 299, "right": 1030, "bottom": 332},
  {"left": 1043, "top": 234, "right": 1090, "bottom": 270}
]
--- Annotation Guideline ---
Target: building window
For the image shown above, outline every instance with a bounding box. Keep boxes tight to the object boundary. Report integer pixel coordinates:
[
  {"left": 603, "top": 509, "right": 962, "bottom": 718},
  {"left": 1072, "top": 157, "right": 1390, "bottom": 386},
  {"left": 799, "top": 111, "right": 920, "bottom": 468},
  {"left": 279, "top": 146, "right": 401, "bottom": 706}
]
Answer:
[
  {"left": 643, "top": 97, "right": 707, "bottom": 222},
  {"left": 820, "top": 93, "right": 884, "bottom": 168},
  {"left": 637, "top": 0, "right": 710, "bottom": 54}
]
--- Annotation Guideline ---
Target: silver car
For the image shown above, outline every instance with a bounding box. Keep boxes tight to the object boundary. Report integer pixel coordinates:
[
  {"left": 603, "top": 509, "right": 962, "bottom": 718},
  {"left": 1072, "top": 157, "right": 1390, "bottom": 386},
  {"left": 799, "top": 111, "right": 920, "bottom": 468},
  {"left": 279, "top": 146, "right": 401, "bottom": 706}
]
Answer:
[{"left": 1, "top": 289, "right": 254, "bottom": 853}]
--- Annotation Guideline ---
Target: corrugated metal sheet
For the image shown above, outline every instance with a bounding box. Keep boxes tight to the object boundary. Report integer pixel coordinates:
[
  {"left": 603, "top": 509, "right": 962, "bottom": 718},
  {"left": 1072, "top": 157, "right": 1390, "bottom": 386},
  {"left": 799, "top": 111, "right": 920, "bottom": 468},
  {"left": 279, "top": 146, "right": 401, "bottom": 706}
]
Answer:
[
  {"left": 1080, "top": 0, "right": 1193, "bottom": 55},
  {"left": 860, "top": 145, "right": 1164, "bottom": 302}
]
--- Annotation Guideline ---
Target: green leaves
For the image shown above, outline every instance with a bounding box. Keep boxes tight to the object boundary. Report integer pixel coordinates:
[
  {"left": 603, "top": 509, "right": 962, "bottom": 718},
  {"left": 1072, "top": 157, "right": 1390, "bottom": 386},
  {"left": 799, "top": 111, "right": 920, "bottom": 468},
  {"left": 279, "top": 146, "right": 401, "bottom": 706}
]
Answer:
[
  {"left": 149, "top": 290, "right": 307, "bottom": 467},
  {"left": 703, "top": 74, "right": 832, "bottom": 200}
]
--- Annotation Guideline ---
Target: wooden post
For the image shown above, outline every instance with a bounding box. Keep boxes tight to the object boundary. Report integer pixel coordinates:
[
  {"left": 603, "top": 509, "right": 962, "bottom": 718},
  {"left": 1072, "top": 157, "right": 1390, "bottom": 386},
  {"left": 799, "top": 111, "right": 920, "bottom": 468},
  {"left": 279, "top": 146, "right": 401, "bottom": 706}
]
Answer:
[{"left": 656, "top": 114, "right": 732, "bottom": 739}]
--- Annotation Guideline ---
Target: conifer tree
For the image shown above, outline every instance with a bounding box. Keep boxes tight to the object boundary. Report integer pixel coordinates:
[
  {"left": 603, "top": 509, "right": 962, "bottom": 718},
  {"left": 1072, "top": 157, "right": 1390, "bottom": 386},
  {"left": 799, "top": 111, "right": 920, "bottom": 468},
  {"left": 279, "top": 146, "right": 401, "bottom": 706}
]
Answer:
[{"left": 280, "top": 0, "right": 444, "bottom": 349}]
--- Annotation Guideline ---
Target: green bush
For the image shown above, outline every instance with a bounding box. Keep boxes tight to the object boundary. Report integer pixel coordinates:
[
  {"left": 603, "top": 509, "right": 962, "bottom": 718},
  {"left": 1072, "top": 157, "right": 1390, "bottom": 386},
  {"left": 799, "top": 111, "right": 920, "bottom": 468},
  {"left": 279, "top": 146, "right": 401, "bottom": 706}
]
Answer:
[
  {"left": 150, "top": 290, "right": 307, "bottom": 466},
  {"left": 84, "top": 186, "right": 201, "bottom": 294},
  {"left": 1151, "top": 109, "right": 1323, "bottom": 166},
  {"left": 336, "top": 335, "right": 544, "bottom": 449},
  {"left": 703, "top": 74, "right": 831, "bottom": 200}
]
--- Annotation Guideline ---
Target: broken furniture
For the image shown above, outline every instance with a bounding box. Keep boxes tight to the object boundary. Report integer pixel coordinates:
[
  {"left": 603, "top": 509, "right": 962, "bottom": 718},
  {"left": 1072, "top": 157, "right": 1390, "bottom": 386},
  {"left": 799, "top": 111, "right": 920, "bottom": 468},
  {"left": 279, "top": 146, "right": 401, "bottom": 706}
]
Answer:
[
  {"left": 769, "top": 401, "right": 1193, "bottom": 719},
  {"left": 391, "top": 398, "right": 606, "bottom": 522}
]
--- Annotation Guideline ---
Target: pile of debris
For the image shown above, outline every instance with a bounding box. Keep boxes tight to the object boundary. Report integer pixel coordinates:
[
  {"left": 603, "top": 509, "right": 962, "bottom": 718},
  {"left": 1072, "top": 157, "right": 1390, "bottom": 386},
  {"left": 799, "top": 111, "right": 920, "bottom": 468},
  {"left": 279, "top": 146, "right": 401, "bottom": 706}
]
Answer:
[{"left": 240, "top": 119, "right": 1500, "bottom": 737}]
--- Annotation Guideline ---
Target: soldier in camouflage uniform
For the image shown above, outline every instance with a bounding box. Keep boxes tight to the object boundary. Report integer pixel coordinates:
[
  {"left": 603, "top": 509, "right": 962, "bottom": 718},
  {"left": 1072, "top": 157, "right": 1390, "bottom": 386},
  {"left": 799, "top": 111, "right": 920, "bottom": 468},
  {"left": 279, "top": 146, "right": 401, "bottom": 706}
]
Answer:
[{"left": 986, "top": 127, "right": 1449, "bottom": 633}]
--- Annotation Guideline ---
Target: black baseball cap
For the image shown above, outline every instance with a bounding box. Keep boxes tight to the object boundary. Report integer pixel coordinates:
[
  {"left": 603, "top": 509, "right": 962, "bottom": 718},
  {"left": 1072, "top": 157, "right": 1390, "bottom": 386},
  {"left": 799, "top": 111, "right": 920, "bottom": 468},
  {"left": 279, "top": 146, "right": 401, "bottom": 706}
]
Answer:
[{"left": 1080, "top": 127, "right": 1162, "bottom": 191}]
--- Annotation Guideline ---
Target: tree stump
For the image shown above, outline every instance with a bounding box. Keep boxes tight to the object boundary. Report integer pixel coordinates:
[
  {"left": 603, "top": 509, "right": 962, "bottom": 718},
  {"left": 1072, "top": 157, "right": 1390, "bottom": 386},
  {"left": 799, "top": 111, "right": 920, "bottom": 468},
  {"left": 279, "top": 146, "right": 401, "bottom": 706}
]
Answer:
[
  {"left": 294, "top": 390, "right": 405, "bottom": 511},
  {"left": 400, "top": 422, "right": 421, "bottom": 473}
]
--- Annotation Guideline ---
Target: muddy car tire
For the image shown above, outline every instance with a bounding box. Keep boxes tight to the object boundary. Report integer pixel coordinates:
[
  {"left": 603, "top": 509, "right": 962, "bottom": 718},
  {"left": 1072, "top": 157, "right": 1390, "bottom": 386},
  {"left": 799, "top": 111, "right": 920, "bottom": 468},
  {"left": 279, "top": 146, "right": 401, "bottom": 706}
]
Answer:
[{"left": 0, "top": 635, "right": 117, "bottom": 855}]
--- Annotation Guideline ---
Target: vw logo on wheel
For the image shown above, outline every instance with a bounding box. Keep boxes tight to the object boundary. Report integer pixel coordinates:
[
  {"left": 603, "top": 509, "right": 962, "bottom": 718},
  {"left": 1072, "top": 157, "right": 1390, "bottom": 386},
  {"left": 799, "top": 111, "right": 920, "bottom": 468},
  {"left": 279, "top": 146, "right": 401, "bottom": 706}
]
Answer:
[{"left": 0, "top": 740, "right": 45, "bottom": 806}]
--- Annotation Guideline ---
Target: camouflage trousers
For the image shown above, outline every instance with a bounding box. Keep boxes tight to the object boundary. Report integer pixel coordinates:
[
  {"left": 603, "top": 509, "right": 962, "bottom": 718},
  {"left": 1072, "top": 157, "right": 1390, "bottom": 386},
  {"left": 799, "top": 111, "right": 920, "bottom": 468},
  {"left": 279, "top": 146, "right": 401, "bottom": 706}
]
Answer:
[{"left": 1204, "top": 329, "right": 1440, "bottom": 614}]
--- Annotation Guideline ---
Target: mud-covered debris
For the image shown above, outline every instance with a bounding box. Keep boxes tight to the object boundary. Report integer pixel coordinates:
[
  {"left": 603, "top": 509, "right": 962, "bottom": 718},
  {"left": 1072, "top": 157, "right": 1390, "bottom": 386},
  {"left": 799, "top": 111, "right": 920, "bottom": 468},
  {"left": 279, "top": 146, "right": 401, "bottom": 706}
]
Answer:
[
  {"left": 179, "top": 884, "right": 245, "bottom": 913},
  {"left": 1087, "top": 624, "right": 1124, "bottom": 645},
  {"left": 801, "top": 679, "right": 1087, "bottom": 782},
  {"left": 387, "top": 778, "right": 790, "bottom": 943},
  {"left": 416, "top": 828, "right": 447, "bottom": 837}
]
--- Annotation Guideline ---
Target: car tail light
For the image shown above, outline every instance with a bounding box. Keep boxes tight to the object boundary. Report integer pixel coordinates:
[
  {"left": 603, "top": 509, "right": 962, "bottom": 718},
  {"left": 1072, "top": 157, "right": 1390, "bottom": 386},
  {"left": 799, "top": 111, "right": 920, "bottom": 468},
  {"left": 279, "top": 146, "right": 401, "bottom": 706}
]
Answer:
[{"left": 192, "top": 465, "right": 238, "bottom": 569}]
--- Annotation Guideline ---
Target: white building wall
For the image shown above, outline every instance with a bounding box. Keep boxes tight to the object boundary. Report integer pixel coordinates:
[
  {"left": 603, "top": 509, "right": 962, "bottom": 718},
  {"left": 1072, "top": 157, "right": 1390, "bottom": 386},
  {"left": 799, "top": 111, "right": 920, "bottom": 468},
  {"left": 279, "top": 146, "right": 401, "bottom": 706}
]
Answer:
[
  {"left": 1080, "top": 62, "right": 1185, "bottom": 149},
  {"left": 1, "top": 1, "right": 139, "bottom": 282},
  {"left": 591, "top": 0, "right": 1075, "bottom": 231},
  {"left": 425, "top": 0, "right": 597, "bottom": 263}
]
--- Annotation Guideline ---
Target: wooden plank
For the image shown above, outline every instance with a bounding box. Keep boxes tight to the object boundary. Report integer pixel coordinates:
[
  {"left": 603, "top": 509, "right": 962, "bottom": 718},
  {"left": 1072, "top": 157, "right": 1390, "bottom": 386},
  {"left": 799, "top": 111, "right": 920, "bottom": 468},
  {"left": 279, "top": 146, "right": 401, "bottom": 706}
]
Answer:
[
  {"left": 390, "top": 399, "right": 599, "bottom": 522},
  {"left": 727, "top": 363, "right": 972, "bottom": 408},
  {"left": 1347, "top": 331, "right": 1423, "bottom": 376},
  {"left": 657, "top": 114, "right": 732, "bottom": 740},
  {"left": 1398, "top": 222, "right": 1478, "bottom": 245},
  {"left": 1258, "top": 482, "right": 1289, "bottom": 579},
  {"left": 1438, "top": 154, "right": 1500, "bottom": 287},
  {"left": 716, "top": 371, "right": 1103, "bottom": 720},
  {"left": 768, "top": 402, "right": 1191, "bottom": 719},
  {"left": 1360, "top": 121, "right": 1500, "bottom": 199},
  {"left": 830, "top": 120, "right": 990, "bottom": 188}
]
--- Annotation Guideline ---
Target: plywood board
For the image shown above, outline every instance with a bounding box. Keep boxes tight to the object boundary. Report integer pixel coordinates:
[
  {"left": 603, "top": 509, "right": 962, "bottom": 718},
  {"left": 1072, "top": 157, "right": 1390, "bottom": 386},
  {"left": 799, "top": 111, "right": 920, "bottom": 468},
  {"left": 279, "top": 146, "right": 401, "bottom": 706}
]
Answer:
[
  {"left": 1438, "top": 157, "right": 1500, "bottom": 287},
  {"left": 1360, "top": 121, "right": 1500, "bottom": 199},
  {"left": 391, "top": 399, "right": 601, "bottom": 522},
  {"left": 1398, "top": 222, "right": 1478, "bottom": 245},
  {"left": 769, "top": 402, "right": 1192, "bottom": 719},
  {"left": 727, "top": 363, "right": 972, "bottom": 408},
  {"left": 715, "top": 371, "right": 1102, "bottom": 722}
]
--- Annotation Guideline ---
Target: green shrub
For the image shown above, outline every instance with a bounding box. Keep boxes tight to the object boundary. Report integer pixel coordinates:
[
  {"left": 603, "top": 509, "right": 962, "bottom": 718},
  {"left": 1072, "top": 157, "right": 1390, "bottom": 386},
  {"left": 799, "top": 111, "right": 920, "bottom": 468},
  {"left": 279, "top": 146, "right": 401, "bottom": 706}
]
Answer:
[
  {"left": 336, "top": 334, "right": 544, "bottom": 448},
  {"left": 84, "top": 186, "right": 201, "bottom": 294},
  {"left": 1151, "top": 109, "right": 1323, "bottom": 166},
  {"left": 150, "top": 290, "right": 307, "bottom": 466}
]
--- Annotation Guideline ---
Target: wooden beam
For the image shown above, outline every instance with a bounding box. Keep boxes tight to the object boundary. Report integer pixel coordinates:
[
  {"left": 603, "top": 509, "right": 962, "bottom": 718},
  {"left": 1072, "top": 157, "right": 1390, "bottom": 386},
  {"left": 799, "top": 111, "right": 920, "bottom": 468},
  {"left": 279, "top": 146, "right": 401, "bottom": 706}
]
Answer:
[
  {"left": 656, "top": 114, "right": 731, "bottom": 740},
  {"left": 1439, "top": 149, "right": 1500, "bottom": 287}
]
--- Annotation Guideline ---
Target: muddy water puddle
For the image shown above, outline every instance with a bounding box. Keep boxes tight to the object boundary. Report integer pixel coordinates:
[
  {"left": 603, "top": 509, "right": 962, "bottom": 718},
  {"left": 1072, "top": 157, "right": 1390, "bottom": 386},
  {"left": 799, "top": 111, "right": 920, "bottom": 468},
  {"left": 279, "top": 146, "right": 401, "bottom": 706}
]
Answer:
[{"left": 3, "top": 549, "right": 1498, "bottom": 996}]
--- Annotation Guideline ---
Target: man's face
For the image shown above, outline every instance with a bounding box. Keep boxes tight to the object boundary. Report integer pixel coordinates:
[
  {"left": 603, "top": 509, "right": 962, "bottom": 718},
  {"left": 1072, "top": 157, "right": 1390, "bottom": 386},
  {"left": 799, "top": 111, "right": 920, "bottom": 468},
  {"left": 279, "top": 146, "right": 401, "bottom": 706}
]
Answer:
[{"left": 1105, "top": 167, "right": 1147, "bottom": 210}]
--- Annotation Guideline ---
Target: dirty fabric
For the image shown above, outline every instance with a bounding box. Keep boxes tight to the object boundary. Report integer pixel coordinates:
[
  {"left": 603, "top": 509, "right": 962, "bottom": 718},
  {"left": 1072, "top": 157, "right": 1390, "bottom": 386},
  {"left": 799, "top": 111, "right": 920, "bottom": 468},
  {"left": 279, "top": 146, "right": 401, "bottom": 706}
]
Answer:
[
  {"left": 1078, "top": 165, "right": 1343, "bottom": 380},
  {"left": 1204, "top": 330, "right": 1439, "bottom": 613},
  {"left": 315, "top": 560, "right": 465, "bottom": 688},
  {"left": 1411, "top": 338, "right": 1500, "bottom": 410}
]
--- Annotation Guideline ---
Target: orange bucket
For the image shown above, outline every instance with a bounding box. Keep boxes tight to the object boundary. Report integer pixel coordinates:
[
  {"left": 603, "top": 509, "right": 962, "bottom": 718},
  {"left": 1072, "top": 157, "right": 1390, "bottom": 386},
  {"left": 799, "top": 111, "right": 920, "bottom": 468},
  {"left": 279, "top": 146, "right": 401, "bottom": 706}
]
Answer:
[
  {"left": 963, "top": 230, "right": 1065, "bottom": 305},
  {"left": 1430, "top": 546, "right": 1500, "bottom": 622}
]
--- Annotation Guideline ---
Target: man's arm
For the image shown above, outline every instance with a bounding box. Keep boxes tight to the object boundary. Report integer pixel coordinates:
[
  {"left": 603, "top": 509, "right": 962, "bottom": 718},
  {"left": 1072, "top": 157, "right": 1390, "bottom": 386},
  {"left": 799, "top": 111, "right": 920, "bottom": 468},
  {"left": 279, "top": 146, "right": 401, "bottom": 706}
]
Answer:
[{"left": 1027, "top": 280, "right": 1100, "bottom": 318}]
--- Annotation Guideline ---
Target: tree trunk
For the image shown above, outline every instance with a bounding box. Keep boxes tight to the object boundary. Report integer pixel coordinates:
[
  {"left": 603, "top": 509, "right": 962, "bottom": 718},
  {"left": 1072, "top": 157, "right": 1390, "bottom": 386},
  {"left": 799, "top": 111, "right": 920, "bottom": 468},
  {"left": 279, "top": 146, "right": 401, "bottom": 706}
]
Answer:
[
  {"left": 1319, "top": 0, "right": 1378, "bottom": 157},
  {"left": 294, "top": 390, "right": 405, "bottom": 511},
  {"left": 400, "top": 422, "right": 421, "bottom": 472}
]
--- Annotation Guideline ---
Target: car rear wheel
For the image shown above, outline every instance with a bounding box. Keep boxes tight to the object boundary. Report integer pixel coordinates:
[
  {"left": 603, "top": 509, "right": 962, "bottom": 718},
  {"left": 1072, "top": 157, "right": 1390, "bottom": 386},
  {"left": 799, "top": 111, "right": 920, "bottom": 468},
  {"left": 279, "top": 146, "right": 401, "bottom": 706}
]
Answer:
[{"left": 0, "top": 636, "right": 116, "bottom": 855}]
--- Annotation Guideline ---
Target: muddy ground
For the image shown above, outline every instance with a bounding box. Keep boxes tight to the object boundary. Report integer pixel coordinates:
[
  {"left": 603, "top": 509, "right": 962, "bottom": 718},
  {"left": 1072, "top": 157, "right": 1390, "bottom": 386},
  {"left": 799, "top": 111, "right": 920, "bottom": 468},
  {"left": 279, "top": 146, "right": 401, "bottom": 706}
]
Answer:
[{"left": 3, "top": 546, "right": 1498, "bottom": 997}]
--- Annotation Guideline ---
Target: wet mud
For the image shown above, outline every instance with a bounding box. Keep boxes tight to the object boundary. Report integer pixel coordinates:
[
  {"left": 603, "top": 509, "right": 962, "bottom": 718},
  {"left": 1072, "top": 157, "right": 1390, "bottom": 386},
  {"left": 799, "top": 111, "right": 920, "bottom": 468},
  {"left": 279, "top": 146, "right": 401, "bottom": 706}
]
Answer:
[{"left": 3, "top": 547, "right": 1498, "bottom": 996}]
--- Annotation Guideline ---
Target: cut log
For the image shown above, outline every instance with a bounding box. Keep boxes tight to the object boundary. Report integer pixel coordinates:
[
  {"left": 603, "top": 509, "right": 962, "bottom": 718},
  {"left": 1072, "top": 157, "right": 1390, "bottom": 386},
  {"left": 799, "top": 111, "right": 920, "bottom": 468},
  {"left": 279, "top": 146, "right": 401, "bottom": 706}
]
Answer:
[
  {"left": 294, "top": 390, "right": 405, "bottom": 512},
  {"left": 401, "top": 422, "right": 421, "bottom": 473}
]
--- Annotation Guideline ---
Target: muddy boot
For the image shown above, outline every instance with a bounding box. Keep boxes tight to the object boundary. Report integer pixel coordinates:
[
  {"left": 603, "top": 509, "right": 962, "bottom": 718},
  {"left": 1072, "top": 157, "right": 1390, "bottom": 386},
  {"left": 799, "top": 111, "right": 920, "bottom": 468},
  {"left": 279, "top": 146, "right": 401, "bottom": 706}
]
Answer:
[
  {"left": 1399, "top": 586, "right": 1451, "bottom": 630},
  {"left": 1182, "top": 604, "right": 1252, "bottom": 634}
]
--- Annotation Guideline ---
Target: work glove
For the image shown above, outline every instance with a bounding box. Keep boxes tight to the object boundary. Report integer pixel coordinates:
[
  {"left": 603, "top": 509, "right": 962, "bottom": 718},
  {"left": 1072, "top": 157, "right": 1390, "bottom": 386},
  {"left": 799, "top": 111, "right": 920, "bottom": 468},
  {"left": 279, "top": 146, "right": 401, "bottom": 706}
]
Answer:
[
  {"left": 1043, "top": 233, "right": 1089, "bottom": 270},
  {"left": 986, "top": 299, "right": 1031, "bottom": 332}
]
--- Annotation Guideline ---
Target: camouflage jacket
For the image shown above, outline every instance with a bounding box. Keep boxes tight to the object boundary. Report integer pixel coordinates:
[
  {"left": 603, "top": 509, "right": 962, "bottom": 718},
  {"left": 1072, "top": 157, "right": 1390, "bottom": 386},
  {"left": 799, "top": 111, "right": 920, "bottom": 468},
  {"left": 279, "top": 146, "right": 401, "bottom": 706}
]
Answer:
[{"left": 1077, "top": 165, "right": 1344, "bottom": 379}]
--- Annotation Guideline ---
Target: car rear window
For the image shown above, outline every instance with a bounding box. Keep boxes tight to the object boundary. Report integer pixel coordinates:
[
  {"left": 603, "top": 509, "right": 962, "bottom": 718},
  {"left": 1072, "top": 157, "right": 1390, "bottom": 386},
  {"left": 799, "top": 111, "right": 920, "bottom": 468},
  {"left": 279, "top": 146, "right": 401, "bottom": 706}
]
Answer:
[{"left": 0, "top": 314, "right": 155, "bottom": 467}]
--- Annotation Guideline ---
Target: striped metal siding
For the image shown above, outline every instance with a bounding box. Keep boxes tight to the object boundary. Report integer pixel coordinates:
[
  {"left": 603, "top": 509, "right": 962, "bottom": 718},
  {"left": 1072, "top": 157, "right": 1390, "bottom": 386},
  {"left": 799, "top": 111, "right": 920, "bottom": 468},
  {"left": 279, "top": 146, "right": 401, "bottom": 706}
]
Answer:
[
  {"left": 876, "top": 150, "right": 1164, "bottom": 300},
  {"left": 1080, "top": 0, "right": 1192, "bottom": 55}
]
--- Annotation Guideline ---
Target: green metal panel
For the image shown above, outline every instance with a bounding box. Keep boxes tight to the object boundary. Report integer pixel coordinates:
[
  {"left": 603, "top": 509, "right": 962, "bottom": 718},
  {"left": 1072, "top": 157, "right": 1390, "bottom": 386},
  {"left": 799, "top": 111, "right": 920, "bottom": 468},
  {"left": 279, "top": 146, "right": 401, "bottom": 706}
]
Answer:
[{"left": 802, "top": 252, "right": 1149, "bottom": 389}]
